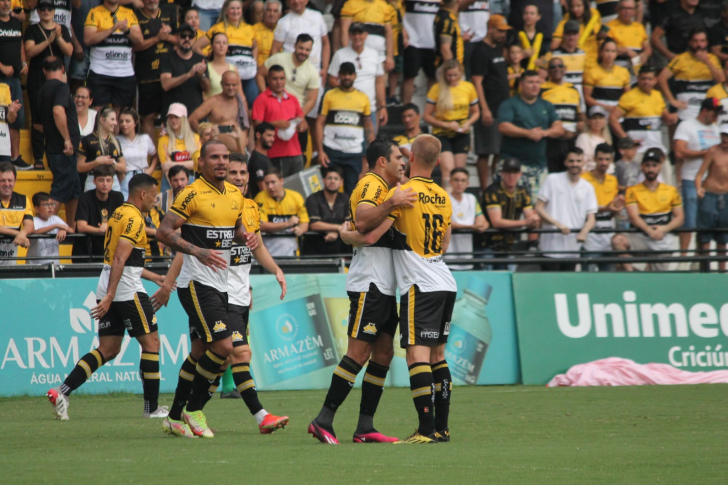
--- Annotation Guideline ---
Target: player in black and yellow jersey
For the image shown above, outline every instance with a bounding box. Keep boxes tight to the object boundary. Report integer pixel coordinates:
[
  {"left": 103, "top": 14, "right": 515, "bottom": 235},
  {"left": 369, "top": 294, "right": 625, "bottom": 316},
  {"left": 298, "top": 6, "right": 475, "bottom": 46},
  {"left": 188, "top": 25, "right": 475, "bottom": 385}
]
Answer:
[
  {"left": 156, "top": 140, "right": 257, "bottom": 439},
  {"left": 47, "top": 174, "right": 168, "bottom": 421},
  {"left": 342, "top": 134, "right": 457, "bottom": 444},
  {"left": 433, "top": 0, "right": 463, "bottom": 68},
  {"left": 309, "top": 138, "right": 416, "bottom": 445}
]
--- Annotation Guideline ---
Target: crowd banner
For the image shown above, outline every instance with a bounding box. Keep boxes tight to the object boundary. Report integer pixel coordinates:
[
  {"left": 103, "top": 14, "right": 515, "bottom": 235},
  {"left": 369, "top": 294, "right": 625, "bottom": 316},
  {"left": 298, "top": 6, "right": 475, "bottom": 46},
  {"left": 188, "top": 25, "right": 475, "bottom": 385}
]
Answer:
[
  {"left": 512, "top": 273, "right": 728, "bottom": 385},
  {"left": 0, "top": 272, "right": 519, "bottom": 397}
]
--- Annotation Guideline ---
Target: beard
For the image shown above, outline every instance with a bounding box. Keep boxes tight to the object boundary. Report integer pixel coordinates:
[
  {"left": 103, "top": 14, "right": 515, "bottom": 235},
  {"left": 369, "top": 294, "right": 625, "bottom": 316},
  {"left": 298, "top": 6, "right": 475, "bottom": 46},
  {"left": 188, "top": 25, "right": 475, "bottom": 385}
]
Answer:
[
  {"left": 644, "top": 172, "right": 658, "bottom": 181},
  {"left": 324, "top": 186, "right": 339, "bottom": 194},
  {"left": 340, "top": 79, "right": 354, "bottom": 89}
]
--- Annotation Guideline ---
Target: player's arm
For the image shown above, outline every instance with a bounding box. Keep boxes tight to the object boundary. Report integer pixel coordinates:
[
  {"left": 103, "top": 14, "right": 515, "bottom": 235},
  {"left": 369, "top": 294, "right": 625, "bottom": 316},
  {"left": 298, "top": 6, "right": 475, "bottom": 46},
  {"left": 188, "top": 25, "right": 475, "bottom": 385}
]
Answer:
[
  {"left": 355, "top": 185, "right": 417, "bottom": 233},
  {"left": 442, "top": 225, "right": 452, "bottom": 254},
  {"left": 90, "top": 238, "right": 133, "bottom": 319},
  {"left": 156, "top": 212, "right": 227, "bottom": 269},
  {"left": 251, "top": 235, "right": 287, "bottom": 300},
  {"left": 340, "top": 218, "right": 393, "bottom": 246},
  {"left": 233, "top": 217, "right": 259, "bottom": 250},
  {"left": 141, "top": 268, "right": 167, "bottom": 287},
  {"left": 151, "top": 251, "right": 183, "bottom": 311}
]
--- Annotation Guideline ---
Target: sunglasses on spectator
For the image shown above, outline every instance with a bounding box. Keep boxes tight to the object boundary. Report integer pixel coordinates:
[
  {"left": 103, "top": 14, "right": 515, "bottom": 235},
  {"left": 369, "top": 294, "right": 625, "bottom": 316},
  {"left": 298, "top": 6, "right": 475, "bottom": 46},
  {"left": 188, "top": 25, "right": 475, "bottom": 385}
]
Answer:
[
  {"left": 549, "top": 64, "right": 565, "bottom": 69},
  {"left": 179, "top": 33, "right": 195, "bottom": 40}
]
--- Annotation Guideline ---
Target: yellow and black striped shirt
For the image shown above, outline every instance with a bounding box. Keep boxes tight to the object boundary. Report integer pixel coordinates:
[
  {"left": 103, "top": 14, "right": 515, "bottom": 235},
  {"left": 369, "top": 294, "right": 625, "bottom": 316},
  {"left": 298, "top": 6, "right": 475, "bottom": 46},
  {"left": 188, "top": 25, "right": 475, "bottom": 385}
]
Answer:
[
  {"left": 540, "top": 80, "right": 581, "bottom": 133},
  {"left": 584, "top": 64, "right": 631, "bottom": 106},
  {"left": 544, "top": 47, "right": 587, "bottom": 88},
  {"left": 606, "top": 18, "right": 648, "bottom": 68},
  {"left": 667, "top": 51, "right": 722, "bottom": 119},
  {"left": 625, "top": 182, "right": 682, "bottom": 226},
  {"left": 434, "top": 7, "right": 463, "bottom": 67},
  {"left": 321, "top": 87, "right": 372, "bottom": 154},
  {"left": 617, "top": 87, "right": 666, "bottom": 150},
  {"left": 706, "top": 82, "right": 728, "bottom": 125}
]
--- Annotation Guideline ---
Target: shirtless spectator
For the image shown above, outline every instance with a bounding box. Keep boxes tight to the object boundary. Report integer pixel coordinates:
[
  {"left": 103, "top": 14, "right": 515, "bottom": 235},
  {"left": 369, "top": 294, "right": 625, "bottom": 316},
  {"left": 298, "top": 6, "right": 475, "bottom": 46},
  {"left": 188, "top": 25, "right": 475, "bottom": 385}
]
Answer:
[
  {"left": 189, "top": 70, "right": 250, "bottom": 153},
  {"left": 695, "top": 125, "right": 728, "bottom": 271}
]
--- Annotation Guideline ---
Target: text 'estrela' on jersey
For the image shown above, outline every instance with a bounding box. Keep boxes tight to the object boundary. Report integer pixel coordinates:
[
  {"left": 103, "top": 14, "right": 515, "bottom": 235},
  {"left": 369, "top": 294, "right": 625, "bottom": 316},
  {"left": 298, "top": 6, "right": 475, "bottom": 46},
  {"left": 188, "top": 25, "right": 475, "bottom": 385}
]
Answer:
[{"left": 228, "top": 198, "right": 261, "bottom": 307}]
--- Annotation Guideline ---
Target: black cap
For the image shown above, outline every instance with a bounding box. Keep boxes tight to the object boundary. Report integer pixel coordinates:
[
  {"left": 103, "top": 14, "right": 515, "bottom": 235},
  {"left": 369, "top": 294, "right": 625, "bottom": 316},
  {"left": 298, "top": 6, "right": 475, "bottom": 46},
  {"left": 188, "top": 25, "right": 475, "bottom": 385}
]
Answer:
[
  {"left": 339, "top": 62, "right": 356, "bottom": 75},
  {"left": 500, "top": 158, "right": 522, "bottom": 172},
  {"left": 349, "top": 22, "right": 366, "bottom": 34},
  {"left": 38, "top": 0, "right": 55, "bottom": 7},
  {"left": 178, "top": 23, "right": 195, "bottom": 34},
  {"left": 564, "top": 20, "right": 580, "bottom": 33},
  {"left": 642, "top": 147, "right": 664, "bottom": 163},
  {"left": 701, "top": 97, "right": 726, "bottom": 114}
]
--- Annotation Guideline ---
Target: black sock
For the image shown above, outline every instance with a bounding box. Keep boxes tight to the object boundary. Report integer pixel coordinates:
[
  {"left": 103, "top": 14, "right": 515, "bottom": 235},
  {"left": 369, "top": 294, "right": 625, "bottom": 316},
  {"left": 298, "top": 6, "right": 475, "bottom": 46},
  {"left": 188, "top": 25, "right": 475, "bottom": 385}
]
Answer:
[
  {"left": 432, "top": 360, "right": 452, "bottom": 431},
  {"left": 186, "top": 350, "right": 226, "bottom": 412},
  {"left": 316, "top": 356, "right": 363, "bottom": 429},
  {"left": 62, "top": 349, "right": 106, "bottom": 395},
  {"left": 409, "top": 362, "right": 435, "bottom": 436},
  {"left": 200, "top": 368, "right": 224, "bottom": 410},
  {"left": 232, "top": 362, "right": 264, "bottom": 415},
  {"left": 356, "top": 361, "right": 389, "bottom": 433},
  {"left": 169, "top": 354, "right": 197, "bottom": 421},
  {"left": 140, "top": 351, "right": 161, "bottom": 414}
]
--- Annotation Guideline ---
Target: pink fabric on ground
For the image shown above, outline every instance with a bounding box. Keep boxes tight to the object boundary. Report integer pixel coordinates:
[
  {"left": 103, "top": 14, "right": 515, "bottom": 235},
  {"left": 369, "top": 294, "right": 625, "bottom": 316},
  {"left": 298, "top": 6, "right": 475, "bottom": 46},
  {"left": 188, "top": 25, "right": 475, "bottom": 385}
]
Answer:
[{"left": 547, "top": 357, "right": 728, "bottom": 387}]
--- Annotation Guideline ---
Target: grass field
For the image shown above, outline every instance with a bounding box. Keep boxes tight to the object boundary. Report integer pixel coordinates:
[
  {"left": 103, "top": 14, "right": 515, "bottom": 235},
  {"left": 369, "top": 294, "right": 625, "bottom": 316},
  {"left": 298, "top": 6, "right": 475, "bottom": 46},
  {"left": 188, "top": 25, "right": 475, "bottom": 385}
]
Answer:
[{"left": 2, "top": 385, "right": 727, "bottom": 484}]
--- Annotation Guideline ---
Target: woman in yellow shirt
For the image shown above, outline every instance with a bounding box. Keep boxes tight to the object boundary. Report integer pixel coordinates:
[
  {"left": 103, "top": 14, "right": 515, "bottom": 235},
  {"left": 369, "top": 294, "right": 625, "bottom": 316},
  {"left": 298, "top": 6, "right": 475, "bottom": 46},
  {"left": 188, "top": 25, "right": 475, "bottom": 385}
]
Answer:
[
  {"left": 583, "top": 38, "right": 631, "bottom": 112},
  {"left": 423, "top": 59, "right": 480, "bottom": 189},
  {"left": 158, "top": 103, "right": 201, "bottom": 192},
  {"left": 551, "top": 0, "right": 602, "bottom": 70},
  {"left": 194, "top": 0, "right": 258, "bottom": 106}
]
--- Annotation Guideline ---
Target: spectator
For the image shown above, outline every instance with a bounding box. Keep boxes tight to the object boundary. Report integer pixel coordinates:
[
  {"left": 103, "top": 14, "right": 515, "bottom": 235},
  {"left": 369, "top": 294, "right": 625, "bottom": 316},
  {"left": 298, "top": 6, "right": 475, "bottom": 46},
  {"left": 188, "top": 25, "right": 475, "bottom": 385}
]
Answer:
[
  {"left": 253, "top": 0, "right": 282, "bottom": 69},
  {"left": 339, "top": 0, "right": 395, "bottom": 72},
  {"left": 471, "top": 14, "right": 511, "bottom": 189},
  {"left": 543, "top": 20, "right": 586, "bottom": 106},
  {"left": 191, "top": 0, "right": 224, "bottom": 32},
  {"left": 25, "top": 0, "right": 73, "bottom": 171},
  {"left": 72, "top": 164, "right": 124, "bottom": 261},
  {"left": 581, "top": 143, "right": 622, "bottom": 271},
  {"left": 673, "top": 97, "right": 722, "bottom": 259},
  {"left": 252, "top": 65, "right": 306, "bottom": 176},
  {"left": 189, "top": 70, "right": 250, "bottom": 153},
  {"left": 614, "top": 136, "right": 641, "bottom": 190},
  {"left": 392, "top": 103, "right": 423, "bottom": 160},
  {"left": 160, "top": 23, "right": 209, "bottom": 119},
  {"left": 507, "top": 43, "right": 525, "bottom": 95},
  {"left": 194, "top": 0, "right": 259, "bottom": 105},
  {"left": 434, "top": 0, "right": 464, "bottom": 69},
  {"left": 84, "top": 0, "right": 143, "bottom": 114},
  {"left": 133, "top": 0, "right": 177, "bottom": 139},
  {"left": 157, "top": 103, "right": 200, "bottom": 191},
  {"left": 205, "top": 32, "right": 236, "bottom": 97},
  {"left": 695, "top": 125, "right": 728, "bottom": 270},
  {"left": 540, "top": 56, "right": 583, "bottom": 173},
  {"left": 612, "top": 148, "right": 684, "bottom": 272},
  {"left": 606, "top": 0, "right": 651, "bottom": 80},
  {"left": 184, "top": 7, "right": 209, "bottom": 56},
  {"left": 593, "top": 0, "right": 634, "bottom": 24},
  {"left": 248, "top": 0, "right": 264, "bottom": 25},
  {"left": 401, "top": 0, "right": 439, "bottom": 103},
  {"left": 255, "top": 166, "right": 309, "bottom": 256},
  {"left": 317, "top": 61, "right": 374, "bottom": 193},
  {"left": 27, "top": 191, "right": 71, "bottom": 266},
  {"left": 68, "top": 0, "right": 96, "bottom": 94},
  {"left": 156, "top": 163, "right": 189, "bottom": 213},
  {"left": 27, "top": 0, "right": 73, "bottom": 33},
  {"left": 458, "top": 0, "right": 489, "bottom": 77},
  {"left": 497, "top": 70, "right": 564, "bottom": 194},
  {"left": 0, "top": 0, "right": 28, "bottom": 170},
  {"left": 328, "top": 23, "right": 387, "bottom": 132},
  {"left": 197, "top": 121, "right": 219, "bottom": 144},
  {"left": 260, "top": 33, "right": 320, "bottom": 153},
  {"left": 0, "top": 82, "right": 20, "bottom": 163},
  {"left": 651, "top": 0, "right": 705, "bottom": 62},
  {"left": 550, "top": 0, "right": 601, "bottom": 71},
  {"left": 386, "top": 0, "right": 404, "bottom": 105},
  {"left": 118, "top": 107, "right": 159, "bottom": 199},
  {"left": 248, "top": 122, "right": 274, "bottom": 199},
  {"left": 583, "top": 38, "right": 631, "bottom": 112},
  {"left": 482, "top": 158, "right": 539, "bottom": 267},
  {"left": 446, "top": 167, "right": 488, "bottom": 270},
  {"left": 77, "top": 106, "right": 127, "bottom": 192},
  {"left": 709, "top": 1, "right": 728, "bottom": 65},
  {"left": 75, "top": 86, "right": 96, "bottom": 137},
  {"left": 516, "top": 3, "right": 549, "bottom": 71},
  {"left": 576, "top": 106, "right": 610, "bottom": 171},
  {"left": 0, "top": 162, "right": 33, "bottom": 264},
  {"left": 707, "top": 63, "right": 728, "bottom": 127},
  {"left": 423, "top": 59, "right": 479, "bottom": 188},
  {"left": 508, "top": 0, "right": 553, "bottom": 41},
  {"left": 302, "top": 166, "right": 351, "bottom": 255},
  {"left": 37, "top": 56, "right": 82, "bottom": 228},
  {"left": 535, "top": 147, "right": 597, "bottom": 271},
  {"left": 658, "top": 27, "right": 723, "bottom": 123}
]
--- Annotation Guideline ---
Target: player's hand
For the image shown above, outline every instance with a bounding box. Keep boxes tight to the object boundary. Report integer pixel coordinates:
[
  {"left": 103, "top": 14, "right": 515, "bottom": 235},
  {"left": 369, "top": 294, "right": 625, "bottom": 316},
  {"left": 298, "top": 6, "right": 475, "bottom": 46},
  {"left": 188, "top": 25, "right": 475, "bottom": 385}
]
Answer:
[
  {"left": 13, "top": 233, "right": 29, "bottom": 248},
  {"left": 324, "top": 231, "right": 338, "bottom": 242},
  {"left": 390, "top": 183, "right": 417, "bottom": 208},
  {"left": 150, "top": 283, "right": 175, "bottom": 312},
  {"left": 248, "top": 288, "right": 253, "bottom": 311},
  {"left": 90, "top": 295, "right": 112, "bottom": 320},
  {"left": 56, "top": 228, "right": 67, "bottom": 242},
  {"left": 196, "top": 248, "right": 228, "bottom": 270},
  {"left": 275, "top": 269, "right": 287, "bottom": 300},
  {"left": 244, "top": 231, "right": 260, "bottom": 250},
  {"left": 697, "top": 187, "right": 706, "bottom": 198},
  {"left": 339, "top": 221, "right": 358, "bottom": 245}
]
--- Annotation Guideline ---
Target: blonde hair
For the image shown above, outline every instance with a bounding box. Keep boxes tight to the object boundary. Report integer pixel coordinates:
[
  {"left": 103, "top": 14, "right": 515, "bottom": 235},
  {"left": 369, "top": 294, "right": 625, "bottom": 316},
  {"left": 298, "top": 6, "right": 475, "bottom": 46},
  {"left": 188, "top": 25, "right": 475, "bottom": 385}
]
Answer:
[
  {"left": 169, "top": 115, "right": 199, "bottom": 157},
  {"left": 411, "top": 134, "right": 442, "bottom": 167},
  {"left": 218, "top": 0, "right": 245, "bottom": 27},
  {"left": 435, "top": 59, "right": 462, "bottom": 117},
  {"left": 94, "top": 107, "right": 122, "bottom": 157},
  {"left": 198, "top": 122, "right": 216, "bottom": 137}
]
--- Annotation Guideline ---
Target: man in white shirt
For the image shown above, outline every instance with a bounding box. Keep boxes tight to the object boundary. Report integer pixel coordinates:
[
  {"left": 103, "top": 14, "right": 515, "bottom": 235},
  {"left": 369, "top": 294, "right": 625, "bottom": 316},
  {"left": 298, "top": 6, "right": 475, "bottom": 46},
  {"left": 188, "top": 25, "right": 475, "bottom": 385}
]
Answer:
[
  {"left": 446, "top": 167, "right": 488, "bottom": 270},
  {"left": 673, "top": 97, "right": 722, "bottom": 258},
  {"left": 535, "top": 146, "right": 598, "bottom": 271},
  {"left": 328, "top": 22, "right": 387, "bottom": 132}
]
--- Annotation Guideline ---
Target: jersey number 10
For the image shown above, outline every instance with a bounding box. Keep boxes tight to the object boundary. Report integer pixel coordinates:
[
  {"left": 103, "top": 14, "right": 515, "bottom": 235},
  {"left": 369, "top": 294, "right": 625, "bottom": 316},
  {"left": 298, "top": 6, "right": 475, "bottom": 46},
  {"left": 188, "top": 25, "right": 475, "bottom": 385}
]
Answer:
[{"left": 422, "top": 213, "right": 443, "bottom": 255}]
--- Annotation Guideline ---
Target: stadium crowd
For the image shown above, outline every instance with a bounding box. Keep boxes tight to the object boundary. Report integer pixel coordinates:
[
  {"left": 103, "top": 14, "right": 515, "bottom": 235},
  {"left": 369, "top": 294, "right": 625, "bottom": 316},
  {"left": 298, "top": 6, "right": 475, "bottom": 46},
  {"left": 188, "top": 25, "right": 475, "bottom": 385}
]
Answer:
[{"left": 1, "top": 0, "right": 728, "bottom": 271}]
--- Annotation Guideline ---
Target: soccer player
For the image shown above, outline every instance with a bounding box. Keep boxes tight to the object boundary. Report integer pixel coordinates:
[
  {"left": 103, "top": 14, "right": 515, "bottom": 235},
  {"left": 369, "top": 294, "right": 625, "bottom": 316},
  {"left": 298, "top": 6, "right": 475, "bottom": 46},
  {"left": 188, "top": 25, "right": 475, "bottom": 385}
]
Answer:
[
  {"left": 155, "top": 140, "right": 257, "bottom": 439},
  {"left": 308, "top": 137, "right": 417, "bottom": 445},
  {"left": 342, "top": 134, "right": 457, "bottom": 444},
  {"left": 47, "top": 174, "right": 167, "bottom": 420}
]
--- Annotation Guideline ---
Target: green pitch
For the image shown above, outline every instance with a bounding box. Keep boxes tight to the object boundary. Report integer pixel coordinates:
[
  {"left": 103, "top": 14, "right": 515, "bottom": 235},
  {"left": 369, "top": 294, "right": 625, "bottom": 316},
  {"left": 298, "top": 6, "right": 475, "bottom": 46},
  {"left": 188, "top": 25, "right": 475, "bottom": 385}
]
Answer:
[{"left": 2, "top": 385, "right": 726, "bottom": 484}]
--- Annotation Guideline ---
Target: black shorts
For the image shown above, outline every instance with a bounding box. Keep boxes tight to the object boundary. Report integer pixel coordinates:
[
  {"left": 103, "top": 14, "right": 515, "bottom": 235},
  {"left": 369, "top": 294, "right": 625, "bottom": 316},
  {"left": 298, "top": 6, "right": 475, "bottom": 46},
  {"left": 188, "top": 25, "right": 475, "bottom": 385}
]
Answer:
[
  {"left": 228, "top": 303, "right": 250, "bottom": 347},
  {"left": 399, "top": 285, "right": 456, "bottom": 348},
  {"left": 137, "top": 81, "right": 163, "bottom": 116},
  {"left": 347, "top": 283, "right": 398, "bottom": 342},
  {"left": 47, "top": 153, "right": 82, "bottom": 203},
  {"left": 87, "top": 71, "right": 136, "bottom": 108},
  {"left": 437, "top": 133, "right": 470, "bottom": 155},
  {"left": 403, "top": 46, "right": 436, "bottom": 80},
  {"left": 97, "top": 292, "right": 158, "bottom": 338},
  {"left": 178, "top": 281, "right": 231, "bottom": 343}
]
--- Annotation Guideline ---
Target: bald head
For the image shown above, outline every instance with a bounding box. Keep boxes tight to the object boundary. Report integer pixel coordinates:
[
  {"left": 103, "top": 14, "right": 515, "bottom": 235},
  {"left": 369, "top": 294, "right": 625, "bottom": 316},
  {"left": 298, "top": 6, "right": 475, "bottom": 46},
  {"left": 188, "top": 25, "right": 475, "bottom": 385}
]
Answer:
[
  {"left": 221, "top": 70, "right": 241, "bottom": 98},
  {"left": 411, "top": 134, "right": 441, "bottom": 167}
]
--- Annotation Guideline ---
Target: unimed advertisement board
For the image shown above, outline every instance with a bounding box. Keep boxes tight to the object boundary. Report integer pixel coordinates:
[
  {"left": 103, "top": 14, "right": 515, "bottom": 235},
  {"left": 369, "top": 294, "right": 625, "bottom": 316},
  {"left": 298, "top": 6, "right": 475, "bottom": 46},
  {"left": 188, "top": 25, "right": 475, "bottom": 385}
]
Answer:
[{"left": 512, "top": 273, "right": 728, "bottom": 385}]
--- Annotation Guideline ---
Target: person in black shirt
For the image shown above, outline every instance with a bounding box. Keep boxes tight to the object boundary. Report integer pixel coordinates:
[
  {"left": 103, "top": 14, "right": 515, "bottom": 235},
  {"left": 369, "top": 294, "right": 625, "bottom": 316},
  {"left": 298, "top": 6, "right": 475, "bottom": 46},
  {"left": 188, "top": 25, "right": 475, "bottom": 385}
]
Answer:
[
  {"left": 508, "top": 0, "right": 553, "bottom": 43},
  {"left": 159, "top": 23, "right": 209, "bottom": 119},
  {"left": 433, "top": 0, "right": 463, "bottom": 68},
  {"left": 651, "top": 0, "right": 706, "bottom": 62},
  {"left": 72, "top": 164, "right": 124, "bottom": 261},
  {"left": 134, "top": 0, "right": 178, "bottom": 138},
  {"left": 471, "top": 15, "right": 511, "bottom": 190},
  {"left": 709, "top": 1, "right": 728, "bottom": 64},
  {"left": 37, "top": 56, "right": 82, "bottom": 227},
  {"left": 77, "top": 106, "right": 127, "bottom": 191},
  {"left": 302, "top": 166, "right": 351, "bottom": 255},
  {"left": 0, "top": 0, "right": 28, "bottom": 170},
  {"left": 247, "top": 122, "right": 274, "bottom": 199}
]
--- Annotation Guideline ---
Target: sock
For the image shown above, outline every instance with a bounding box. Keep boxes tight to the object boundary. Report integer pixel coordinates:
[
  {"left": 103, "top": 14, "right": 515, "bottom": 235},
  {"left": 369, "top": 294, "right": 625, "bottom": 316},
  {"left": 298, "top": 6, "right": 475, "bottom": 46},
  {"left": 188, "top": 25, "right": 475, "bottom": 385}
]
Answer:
[
  {"left": 221, "top": 366, "right": 236, "bottom": 393},
  {"left": 185, "top": 350, "right": 226, "bottom": 412},
  {"left": 169, "top": 354, "right": 197, "bottom": 421},
  {"left": 316, "top": 356, "right": 363, "bottom": 429},
  {"left": 231, "top": 362, "right": 264, "bottom": 415},
  {"left": 62, "top": 349, "right": 106, "bottom": 395},
  {"left": 200, "top": 369, "right": 224, "bottom": 410},
  {"left": 432, "top": 360, "right": 452, "bottom": 431},
  {"left": 409, "top": 362, "right": 435, "bottom": 436},
  {"left": 140, "top": 351, "right": 161, "bottom": 414},
  {"left": 254, "top": 409, "right": 268, "bottom": 425},
  {"left": 356, "top": 361, "right": 389, "bottom": 433}
]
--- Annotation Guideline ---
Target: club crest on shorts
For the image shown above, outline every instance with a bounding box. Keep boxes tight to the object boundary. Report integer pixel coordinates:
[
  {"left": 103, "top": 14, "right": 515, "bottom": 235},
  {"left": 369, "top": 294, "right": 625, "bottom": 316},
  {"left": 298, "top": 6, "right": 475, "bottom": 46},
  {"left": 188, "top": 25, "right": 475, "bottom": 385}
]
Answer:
[
  {"left": 232, "top": 331, "right": 244, "bottom": 342},
  {"left": 213, "top": 321, "right": 227, "bottom": 332},
  {"left": 363, "top": 323, "right": 377, "bottom": 335}
]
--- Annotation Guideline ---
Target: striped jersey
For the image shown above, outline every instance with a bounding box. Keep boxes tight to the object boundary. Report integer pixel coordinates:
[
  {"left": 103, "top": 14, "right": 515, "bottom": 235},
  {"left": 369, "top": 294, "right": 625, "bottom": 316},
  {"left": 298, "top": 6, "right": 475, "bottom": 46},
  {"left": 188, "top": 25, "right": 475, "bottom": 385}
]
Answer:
[
  {"left": 321, "top": 87, "right": 371, "bottom": 154},
  {"left": 255, "top": 188, "right": 309, "bottom": 257},
  {"left": 0, "top": 84, "right": 12, "bottom": 157},
  {"left": 583, "top": 64, "right": 630, "bottom": 106},
  {"left": 85, "top": 5, "right": 139, "bottom": 77},
  {"left": 403, "top": 0, "right": 440, "bottom": 49},
  {"left": 433, "top": 7, "right": 463, "bottom": 67},
  {"left": 617, "top": 87, "right": 666, "bottom": 152},
  {"left": 625, "top": 182, "right": 682, "bottom": 226},
  {"left": 228, "top": 198, "right": 260, "bottom": 307},
  {"left": 340, "top": 0, "right": 395, "bottom": 58},
  {"left": 540, "top": 81, "right": 581, "bottom": 133},
  {"left": 606, "top": 19, "right": 648, "bottom": 71},
  {"left": 667, "top": 51, "right": 722, "bottom": 120},
  {"left": 706, "top": 83, "right": 728, "bottom": 125},
  {"left": 207, "top": 21, "right": 256, "bottom": 80}
]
